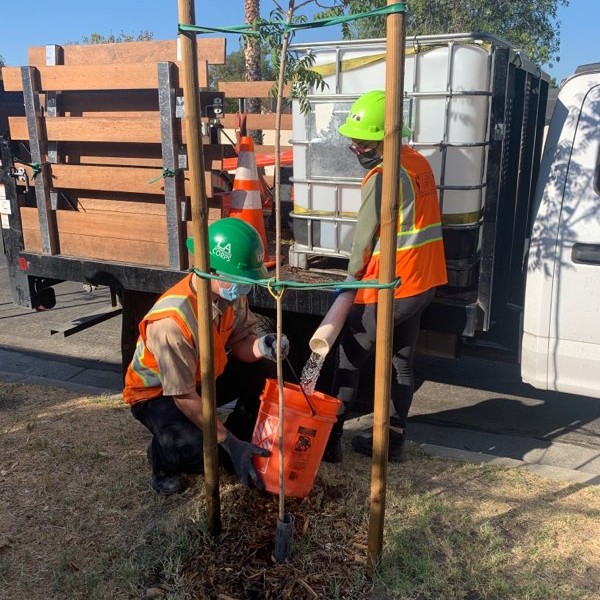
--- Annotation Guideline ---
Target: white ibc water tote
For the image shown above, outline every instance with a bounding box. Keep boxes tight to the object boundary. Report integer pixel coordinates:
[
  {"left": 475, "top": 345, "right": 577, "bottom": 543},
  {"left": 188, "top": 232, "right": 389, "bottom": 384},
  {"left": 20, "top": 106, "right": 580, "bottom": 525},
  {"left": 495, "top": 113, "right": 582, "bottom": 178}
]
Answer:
[
  {"left": 411, "top": 42, "right": 490, "bottom": 225},
  {"left": 288, "top": 34, "right": 506, "bottom": 285}
]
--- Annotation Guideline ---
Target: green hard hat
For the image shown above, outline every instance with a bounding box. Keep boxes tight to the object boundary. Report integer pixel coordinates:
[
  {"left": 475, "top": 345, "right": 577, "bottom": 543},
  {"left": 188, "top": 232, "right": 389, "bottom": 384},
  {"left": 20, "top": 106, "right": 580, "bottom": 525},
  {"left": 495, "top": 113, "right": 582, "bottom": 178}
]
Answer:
[
  {"left": 186, "top": 218, "right": 268, "bottom": 280},
  {"left": 339, "top": 90, "right": 411, "bottom": 141}
]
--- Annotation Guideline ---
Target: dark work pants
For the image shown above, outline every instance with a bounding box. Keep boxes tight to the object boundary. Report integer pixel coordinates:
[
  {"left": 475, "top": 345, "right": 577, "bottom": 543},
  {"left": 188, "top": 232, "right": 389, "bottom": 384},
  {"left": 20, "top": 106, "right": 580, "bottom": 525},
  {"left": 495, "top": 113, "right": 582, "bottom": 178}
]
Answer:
[
  {"left": 131, "top": 357, "right": 275, "bottom": 476},
  {"left": 331, "top": 288, "right": 435, "bottom": 429}
]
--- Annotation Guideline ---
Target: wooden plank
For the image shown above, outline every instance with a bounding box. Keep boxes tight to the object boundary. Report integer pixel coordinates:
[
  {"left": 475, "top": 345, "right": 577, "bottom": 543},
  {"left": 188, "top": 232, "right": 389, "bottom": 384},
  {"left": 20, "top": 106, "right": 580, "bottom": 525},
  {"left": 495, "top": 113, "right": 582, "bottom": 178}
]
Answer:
[
  {"left": 4, "top": 61, "right": 206, "bottom": 93},
  {"left": 9, "top": 117, "right": 227, "bottom": 149},
  {"left": 21, "top": 205, "right": 222, "bottom": 265},
  {"left": 221, "top": 113, "right": 292, "bottom": 130},
  {"left": 60, "top": 234, "right": 169, "bottom": 266},
  {"left": 21, "top": 208, "right": 42, "bottom": 252},
  {"left": 50, "top": 164, "right": 171, "bottom": 195},
  {"left": 1, "top": 69, "right": 23, "bottom": 92},
  {"left": 24, "top": 164, "right": 213, "bottom": 197},
  {"left": 58, "top": 211, "right": 168, "bottom": 242},
  {"left": 19, "top": 208, "right": 166, "bottom": 243},
  {"left": 3, "top": 62, "right": 208, "bottom": 92},
  {"left": 9, "top": 116, "right": 161, "bottom": 143},
  {"left": 8, "top": 117, "right": 26, "bottom": 140},
  {"left": 15, "top": 160, "right": 220, "bottom": 200},
  {"left": 218, "top": 81, "right": 290, "bottom": 97},
  {"left": 75, "top": 197, "right": 167, "bottom": 215},
  {"left": 28, "top": 39, "right": 226, "bottom": 67},
  {"left": 22, "top": 228, "right": 42, "bottom": 253}
]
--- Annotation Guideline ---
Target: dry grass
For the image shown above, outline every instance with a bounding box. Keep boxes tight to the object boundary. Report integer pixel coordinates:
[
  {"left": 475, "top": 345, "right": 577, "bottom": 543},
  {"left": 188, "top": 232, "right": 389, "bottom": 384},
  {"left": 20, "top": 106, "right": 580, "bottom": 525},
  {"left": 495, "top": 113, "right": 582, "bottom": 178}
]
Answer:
[{"left": 0, "top": 381, "right": 599, "bottom": 600}]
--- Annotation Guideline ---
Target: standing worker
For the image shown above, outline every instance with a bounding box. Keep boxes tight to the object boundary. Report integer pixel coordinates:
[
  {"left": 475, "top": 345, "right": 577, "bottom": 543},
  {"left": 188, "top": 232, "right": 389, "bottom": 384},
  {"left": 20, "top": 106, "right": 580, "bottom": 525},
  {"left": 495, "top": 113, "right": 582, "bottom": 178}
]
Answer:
[
  {"left": 323, "top": 90, "right": 447, "bottom": 463},
  {"left": 123, "top": 218, "right": 289, "bottom": 494}
]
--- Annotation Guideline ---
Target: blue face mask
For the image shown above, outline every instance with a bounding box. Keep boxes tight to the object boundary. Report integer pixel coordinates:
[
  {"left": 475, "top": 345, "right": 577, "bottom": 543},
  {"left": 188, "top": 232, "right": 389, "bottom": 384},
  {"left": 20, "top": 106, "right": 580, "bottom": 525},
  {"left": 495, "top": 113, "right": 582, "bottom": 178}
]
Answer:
[{"left": 217, "top": 282, "right": 253, "bottom": 302}]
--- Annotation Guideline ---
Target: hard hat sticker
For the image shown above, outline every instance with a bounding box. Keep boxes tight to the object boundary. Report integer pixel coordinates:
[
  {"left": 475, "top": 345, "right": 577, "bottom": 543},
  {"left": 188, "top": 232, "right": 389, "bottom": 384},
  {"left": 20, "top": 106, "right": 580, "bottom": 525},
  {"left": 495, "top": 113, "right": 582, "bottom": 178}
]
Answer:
[{"left": 212, "top": 241, "right": 232, "bottom": 262}]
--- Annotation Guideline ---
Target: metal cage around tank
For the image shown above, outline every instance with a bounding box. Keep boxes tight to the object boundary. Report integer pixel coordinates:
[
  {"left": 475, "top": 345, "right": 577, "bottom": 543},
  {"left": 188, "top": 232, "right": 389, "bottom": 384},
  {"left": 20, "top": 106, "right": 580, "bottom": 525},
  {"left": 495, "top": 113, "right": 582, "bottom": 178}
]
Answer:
[{"left": 288, "top": 33, "right": 549, "bottom": 341}]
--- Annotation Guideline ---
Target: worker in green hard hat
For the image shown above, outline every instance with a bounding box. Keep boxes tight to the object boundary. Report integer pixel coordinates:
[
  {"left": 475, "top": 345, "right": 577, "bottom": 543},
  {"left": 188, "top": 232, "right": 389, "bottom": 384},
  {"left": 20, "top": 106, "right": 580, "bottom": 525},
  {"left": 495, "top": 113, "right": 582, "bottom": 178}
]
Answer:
[
  {"left": 323, "top": 90, "right": 447, "bottom": 463},
  {"left": 123, "top": 218, "right": 289, "bottom": 495}
]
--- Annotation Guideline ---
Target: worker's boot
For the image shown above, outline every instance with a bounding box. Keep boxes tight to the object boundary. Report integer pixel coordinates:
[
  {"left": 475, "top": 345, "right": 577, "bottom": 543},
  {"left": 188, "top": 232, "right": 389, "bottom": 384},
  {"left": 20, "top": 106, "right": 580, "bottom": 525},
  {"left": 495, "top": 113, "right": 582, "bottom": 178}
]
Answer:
[
  {"left": 147, "top": 443, "right": 183, "bottom": 495},
  {"left": 322, "top": 418, "right": 344, "bottom": 463},
  {"left": 351, "top": 417, "right": 406, "bottom": 462}
]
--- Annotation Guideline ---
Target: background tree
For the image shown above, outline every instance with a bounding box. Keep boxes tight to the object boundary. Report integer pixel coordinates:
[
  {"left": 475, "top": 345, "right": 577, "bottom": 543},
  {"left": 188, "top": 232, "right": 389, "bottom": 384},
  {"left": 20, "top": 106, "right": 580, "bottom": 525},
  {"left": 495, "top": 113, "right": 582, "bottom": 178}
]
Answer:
[
  {"left": 336, "top": 0, "right": 569, "bottom": 67},
  {"left": 66, "top": 31, "right": 154, "bottom": 45},
  {"left": 210, "top": 44, "right": 276, "bottom": 114}
]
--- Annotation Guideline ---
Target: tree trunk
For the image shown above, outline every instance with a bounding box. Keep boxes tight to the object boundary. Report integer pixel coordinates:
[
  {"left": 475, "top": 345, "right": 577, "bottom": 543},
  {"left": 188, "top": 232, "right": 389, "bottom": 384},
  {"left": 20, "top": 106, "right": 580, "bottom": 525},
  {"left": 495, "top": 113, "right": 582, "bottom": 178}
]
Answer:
[{"left": 244, "top": 0, "right": 263, "bottom": 145}]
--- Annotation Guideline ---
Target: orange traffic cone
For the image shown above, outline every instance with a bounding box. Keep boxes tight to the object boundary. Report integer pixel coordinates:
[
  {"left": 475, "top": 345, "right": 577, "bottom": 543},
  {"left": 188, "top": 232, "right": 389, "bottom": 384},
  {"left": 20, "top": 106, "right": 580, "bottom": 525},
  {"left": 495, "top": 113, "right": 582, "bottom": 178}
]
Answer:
[{"left": 229, "top": 135, "right": 277, "bottom": 268}]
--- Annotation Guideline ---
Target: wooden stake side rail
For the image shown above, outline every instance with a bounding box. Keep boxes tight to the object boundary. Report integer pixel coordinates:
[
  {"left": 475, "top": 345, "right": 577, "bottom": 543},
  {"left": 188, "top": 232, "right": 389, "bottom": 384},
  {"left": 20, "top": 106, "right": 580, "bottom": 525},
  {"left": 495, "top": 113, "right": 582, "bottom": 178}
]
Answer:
[
  {"left": 19, "top": 205, "right": 222, "bottom": 265},
  {"left": 6, "top": 38, "right": 293, "bottom": 269},
  {"left": 27, "top": 39, "right": 225, "bottom": 66},
  {"left": 3, "top": 61, "right": 209, "bottom": 91},
  {"left": 218, "top": 81, "right": 291, "bottom": 98},
  {"left": 220, "top": 113, "right": 292, "bottom": 131},
  {"left": 8, "top": 113, "right": 292, "bottom": 143},
  {"left": 16, "top": 163, "right": 214, "bottom": 196},
  {"left": 7, "top": 39, "right": 227, "bottom": 267},
  {"left": 9, "top": 142, "right": 223, "bottom": 169}
]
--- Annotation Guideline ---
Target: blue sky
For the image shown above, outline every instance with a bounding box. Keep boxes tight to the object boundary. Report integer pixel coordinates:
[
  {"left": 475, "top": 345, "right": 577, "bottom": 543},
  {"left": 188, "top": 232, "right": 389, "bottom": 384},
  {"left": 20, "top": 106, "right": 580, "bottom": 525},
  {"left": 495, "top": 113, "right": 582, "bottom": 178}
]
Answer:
[{"left": 0, "top": 1, "right": 597, "bottom": 84}]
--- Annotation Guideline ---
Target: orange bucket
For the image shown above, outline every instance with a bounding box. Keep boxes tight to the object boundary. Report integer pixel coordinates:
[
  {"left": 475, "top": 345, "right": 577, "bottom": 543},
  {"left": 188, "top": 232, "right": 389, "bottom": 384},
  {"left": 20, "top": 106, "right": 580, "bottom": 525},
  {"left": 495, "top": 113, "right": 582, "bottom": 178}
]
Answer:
[{"left": 251, "top": 379, "right": 341, "bottom": 498}]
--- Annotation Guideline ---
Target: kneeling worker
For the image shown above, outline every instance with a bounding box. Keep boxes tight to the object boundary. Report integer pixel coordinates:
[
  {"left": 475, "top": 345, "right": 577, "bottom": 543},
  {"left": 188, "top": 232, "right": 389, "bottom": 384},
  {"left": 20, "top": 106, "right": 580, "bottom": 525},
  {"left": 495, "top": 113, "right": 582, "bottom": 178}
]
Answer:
[{"left": 123, "top": 218, "right": 288, "bottom": 494}]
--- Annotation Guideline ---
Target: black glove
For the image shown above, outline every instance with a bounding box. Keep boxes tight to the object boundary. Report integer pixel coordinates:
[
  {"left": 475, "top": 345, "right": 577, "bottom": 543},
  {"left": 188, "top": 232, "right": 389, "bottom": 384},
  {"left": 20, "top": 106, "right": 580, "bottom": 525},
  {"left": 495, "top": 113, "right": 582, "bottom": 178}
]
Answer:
[
  {"left": 258, "top": 333, "right": 290, "bottom": 361},
  {"left": 219, "top": 430, "right": 270, "bottom": 490}
]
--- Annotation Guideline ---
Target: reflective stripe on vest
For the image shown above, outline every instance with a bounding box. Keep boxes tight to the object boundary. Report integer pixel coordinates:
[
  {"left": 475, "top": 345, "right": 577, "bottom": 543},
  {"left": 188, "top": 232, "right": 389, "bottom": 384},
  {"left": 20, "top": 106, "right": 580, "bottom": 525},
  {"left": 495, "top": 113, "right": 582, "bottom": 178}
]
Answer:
[
  {"left": 368, "top": 165, "right": 443, "bottom": 254},
  {"left": 129, "top": 338, "right": 162, "bottom": 390},
  {"left": 123, "top": 274, "right": 235, "bottom": 404},
  {"left": 128, "top": 293, "right": 199, "bottom": 390}
]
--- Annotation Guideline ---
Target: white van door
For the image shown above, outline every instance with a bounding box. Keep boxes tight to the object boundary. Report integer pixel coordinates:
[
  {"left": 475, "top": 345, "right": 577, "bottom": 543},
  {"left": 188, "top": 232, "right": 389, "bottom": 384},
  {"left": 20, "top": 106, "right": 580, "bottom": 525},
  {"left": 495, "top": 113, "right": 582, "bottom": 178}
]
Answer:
[{"left": 522, "top": 70, "right": 600, "bottom": 398}]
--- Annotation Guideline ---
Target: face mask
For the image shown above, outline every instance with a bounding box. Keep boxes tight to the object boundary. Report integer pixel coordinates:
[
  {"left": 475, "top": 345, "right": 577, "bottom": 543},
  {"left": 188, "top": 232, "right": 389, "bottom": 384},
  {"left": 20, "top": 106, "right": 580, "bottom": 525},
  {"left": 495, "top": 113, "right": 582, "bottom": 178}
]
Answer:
[
  {"left": 217, "top": 282, "right": 253, "bottom": 302},
  {"left": 357, "top": 148, "right": 383, "bottom": 170}
]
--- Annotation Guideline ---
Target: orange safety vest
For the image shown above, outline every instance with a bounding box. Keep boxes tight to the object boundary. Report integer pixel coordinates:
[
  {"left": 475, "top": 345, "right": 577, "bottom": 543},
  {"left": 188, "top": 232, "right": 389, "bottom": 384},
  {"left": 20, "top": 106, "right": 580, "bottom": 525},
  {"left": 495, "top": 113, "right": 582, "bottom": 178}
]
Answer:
[
  {"left": 123, "top": 274, "right": 236, "bottom": 405},
  {"left": 355, "top": 145, "right": 447, "bottom": 304}
]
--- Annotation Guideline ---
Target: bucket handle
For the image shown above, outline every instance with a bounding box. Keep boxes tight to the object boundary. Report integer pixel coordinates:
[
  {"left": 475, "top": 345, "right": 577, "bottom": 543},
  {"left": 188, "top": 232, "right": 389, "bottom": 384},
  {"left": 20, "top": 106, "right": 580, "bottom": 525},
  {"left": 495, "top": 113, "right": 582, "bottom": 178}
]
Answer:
[{"left": 285, "top": 357, "right": 318, "bottom": 417}]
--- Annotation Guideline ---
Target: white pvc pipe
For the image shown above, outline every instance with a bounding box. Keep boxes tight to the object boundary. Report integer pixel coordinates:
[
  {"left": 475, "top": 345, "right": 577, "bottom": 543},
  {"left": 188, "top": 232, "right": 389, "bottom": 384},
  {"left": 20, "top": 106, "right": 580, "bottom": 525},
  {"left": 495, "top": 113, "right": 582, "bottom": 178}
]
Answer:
[{"left": 309, "top": 290, "right": 356, "bottom": 356}]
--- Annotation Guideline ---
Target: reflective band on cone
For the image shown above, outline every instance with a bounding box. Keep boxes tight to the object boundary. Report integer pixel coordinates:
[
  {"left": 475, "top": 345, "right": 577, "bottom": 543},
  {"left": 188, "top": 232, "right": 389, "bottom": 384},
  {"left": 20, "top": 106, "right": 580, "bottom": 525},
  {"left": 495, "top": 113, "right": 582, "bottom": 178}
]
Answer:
[{"left": 229, "top": 135, "right": 276, "bottom": 267}]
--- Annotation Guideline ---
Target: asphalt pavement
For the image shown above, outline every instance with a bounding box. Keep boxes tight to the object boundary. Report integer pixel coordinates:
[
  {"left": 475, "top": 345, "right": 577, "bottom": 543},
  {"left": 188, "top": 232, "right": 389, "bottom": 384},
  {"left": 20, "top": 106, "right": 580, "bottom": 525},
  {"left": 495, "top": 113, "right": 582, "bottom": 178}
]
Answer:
[{"left": 1, "top": 253, "right": 599, "bottom": 485}]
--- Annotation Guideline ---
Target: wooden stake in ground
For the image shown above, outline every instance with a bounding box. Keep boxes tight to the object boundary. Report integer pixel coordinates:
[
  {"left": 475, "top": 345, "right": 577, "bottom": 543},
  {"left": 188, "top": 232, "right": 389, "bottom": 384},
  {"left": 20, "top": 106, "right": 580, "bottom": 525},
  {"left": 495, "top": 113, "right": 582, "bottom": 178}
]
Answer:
[
  {"left": 272, "top": 0, "right": 296, "bottom": 563},
  {"left": 177, "top": 0, "right": 221, "bottom": 537},
  {"left": 367, "top": 1, "right": 406, "bottom": 575}
]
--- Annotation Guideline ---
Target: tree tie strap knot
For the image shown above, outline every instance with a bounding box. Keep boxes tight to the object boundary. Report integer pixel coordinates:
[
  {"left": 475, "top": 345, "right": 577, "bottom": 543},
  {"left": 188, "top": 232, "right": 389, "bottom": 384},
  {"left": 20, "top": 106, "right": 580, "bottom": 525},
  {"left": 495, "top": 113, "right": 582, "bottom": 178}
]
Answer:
[
  {"left": 148, "top": 167, "right": 182, "bottom": 184},
  {"left": 191, "top": 267, "right": 400, "bottom": 293},
  {"left": 14, "top": 159, "right": 50, "bottom": 179}
]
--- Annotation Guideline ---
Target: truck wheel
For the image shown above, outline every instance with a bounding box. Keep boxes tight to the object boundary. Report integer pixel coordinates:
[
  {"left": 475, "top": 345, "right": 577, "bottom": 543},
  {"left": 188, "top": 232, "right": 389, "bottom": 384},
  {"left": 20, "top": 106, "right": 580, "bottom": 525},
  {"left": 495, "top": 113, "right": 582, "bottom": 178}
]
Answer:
[{"left": 254, "top": 312, "right": 275, "bottom": 337}]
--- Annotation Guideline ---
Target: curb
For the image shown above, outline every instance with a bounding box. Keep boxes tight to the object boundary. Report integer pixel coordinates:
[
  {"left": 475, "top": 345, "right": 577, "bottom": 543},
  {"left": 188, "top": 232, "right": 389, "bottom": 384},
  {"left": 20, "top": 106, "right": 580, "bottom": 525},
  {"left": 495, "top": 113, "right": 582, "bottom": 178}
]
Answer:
[
  {"left": 343, "top": 412, "right": 600, "bottom": 487},
  {"left": 419, "top": 442, "right": 600, "bottom": 485}
]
